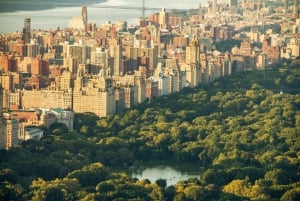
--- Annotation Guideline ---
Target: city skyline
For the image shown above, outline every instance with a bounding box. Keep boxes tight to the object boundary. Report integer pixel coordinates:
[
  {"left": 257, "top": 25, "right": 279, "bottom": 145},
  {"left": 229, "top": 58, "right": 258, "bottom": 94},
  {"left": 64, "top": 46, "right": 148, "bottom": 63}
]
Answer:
[{"left": 0, "top": 0, "right": 299, "bottom": 149}]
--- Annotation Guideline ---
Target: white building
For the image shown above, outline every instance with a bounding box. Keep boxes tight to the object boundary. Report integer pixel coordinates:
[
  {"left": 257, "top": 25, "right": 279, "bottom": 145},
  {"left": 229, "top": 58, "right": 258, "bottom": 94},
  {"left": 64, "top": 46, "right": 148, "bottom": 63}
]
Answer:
[
  {"left": 91, "top": 47, "right": 108, "bottom": 66},
  {"left": 51, "top": 108, "right": 74, "bottom": 130},
  {"left": 150, "top": 75, "right": 169, "bottom": 97},
  {"left": 23, "top": 128, "right": 43, "bottom": 141}
]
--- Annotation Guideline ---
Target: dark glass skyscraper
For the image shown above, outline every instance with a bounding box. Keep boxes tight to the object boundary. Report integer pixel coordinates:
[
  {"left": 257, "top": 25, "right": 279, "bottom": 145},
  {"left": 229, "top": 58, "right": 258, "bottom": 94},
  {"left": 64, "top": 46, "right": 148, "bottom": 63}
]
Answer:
[
  {"left": 82, "top": 6, "right": 87, "bottom": 31},
  {"left": 23, "top": 17, "right": 31, "bottom": 44}
]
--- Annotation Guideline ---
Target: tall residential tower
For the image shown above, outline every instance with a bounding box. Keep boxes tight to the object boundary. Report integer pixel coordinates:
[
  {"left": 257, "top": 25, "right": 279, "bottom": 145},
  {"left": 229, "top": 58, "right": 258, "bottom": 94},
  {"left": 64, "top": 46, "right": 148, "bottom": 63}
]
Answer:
[
  {"left": 82, "top": 6, "right": 88, "bottom": 31},
  {"left": 213, "top": 0, "right": 217, "bottom": 14},
  {"left": 294, "top": 0, "right": 299, "bottom": 18},
  {"left": 23, "top": 18, "right": 31, "bottom": 44}
]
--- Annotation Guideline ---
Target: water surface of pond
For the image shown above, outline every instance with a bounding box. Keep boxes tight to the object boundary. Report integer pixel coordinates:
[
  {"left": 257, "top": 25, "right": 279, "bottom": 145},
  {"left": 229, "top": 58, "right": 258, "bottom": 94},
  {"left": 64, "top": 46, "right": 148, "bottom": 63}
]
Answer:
[{"left": 131, "top": 165, "right": 201, "bottom": 186}]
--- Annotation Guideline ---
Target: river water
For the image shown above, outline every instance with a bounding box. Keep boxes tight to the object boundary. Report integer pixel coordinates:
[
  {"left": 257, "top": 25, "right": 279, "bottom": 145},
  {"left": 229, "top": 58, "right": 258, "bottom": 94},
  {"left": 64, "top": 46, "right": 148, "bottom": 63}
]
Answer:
[{"left": 0, "top": 0, "right": 205, "bottom": 33}]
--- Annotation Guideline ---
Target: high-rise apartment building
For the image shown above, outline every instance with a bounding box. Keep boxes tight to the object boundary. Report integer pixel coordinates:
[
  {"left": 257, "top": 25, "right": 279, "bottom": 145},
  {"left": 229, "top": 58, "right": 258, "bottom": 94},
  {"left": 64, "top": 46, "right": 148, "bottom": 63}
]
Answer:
[
  {"left": 286, "top": 38, "right": 300, "bottom": 57},
  {"left": 25, "top": 39, "right": 40, "bottom": 57},
  {"left": 64, "top": 57, "right": 78, "bottom": 73},
  {"left": 7, "top": 90, "right": 21, "bottom": 110},
  {"left": 134, "top": 75, "right": 147, "bottom": 104},
  {"left": 31, "top": 56, "right": 50, "bottom": 76},
  {"left": 67, "top": 41, "right": 92, "bottom": 65},
  {"left": 82, "top": 6, "right": 88, "bottom": 31},
  {"left": 73, "top": 68, "right": 116, "bottom": 117},
  {"left": 59, "top": 70, "right": 73, "bottom": 91},
  {"left": 159, "top": 8, "right": 169, "bottom": 28},
  {"left": 284, "top": 0, "right": 289, "bottom": 11},
  {"left": 294, "top": 0, "right": 299, "bottom": 18},
  {"left": 0, "top": 73, "right": 14, "bottom": 91},
  {"left": 185, "top": 38, "right": 202, "bottom": 87},
  {"left": 21, "top": 89, "right": 73, "bottom": 110},
  {"left": 130, "top": 34, "right": 159, "bottom": 72},
  {"left": 91, "top": 47, "right": 108, "bottom": 66},
  {"left": 124, "top": 85, "right": 137, "bottom": 109},
  {"left": 168, "top": 16, "right": 183, "bottom": 27},
  {"left": 150, "top": 75, "right": 169, "bottom": 96},
  {"left": 213, "top": 0, "right": 217, "bottom": 14},
  {"left": 239, "top": 41, "right": 252, "bottom": 56},
  {"left": 0, "top": 54, "right": 18, "bottom": 72},
  {"left": 114, "top": 87, "right": 125, "bottom": 114},
  {"left": 23, "top": 18, "right": 31, "bottom": 44},
  {"left": 229, "top": 0, "right": 238, "bottom": 13},
  {"left": 164, "top": 59, "right": 186, "bottom": 92},
  {"left": 109, "top": 38, "right": 123, "bottom": 76},
  {"left": 262, "top": 36, "right": 281, "bottom": 60},
  {"left": 0, "top": 73, "right": 14, "bottom": 110},
  {"left": 0, "top": 85, "right": 6, "bottom": 149},
  {"left": 256, "top": 53, "right": 267, "bottom": 69},
  {"left": 4, "top": 114, "right": 19, "bottom": 150},
  {"left": 148, "top": 13, "right": 160, "bottom": 27},
  {"left": 186, "top": 37, "right": 200, "bottom": 65}
]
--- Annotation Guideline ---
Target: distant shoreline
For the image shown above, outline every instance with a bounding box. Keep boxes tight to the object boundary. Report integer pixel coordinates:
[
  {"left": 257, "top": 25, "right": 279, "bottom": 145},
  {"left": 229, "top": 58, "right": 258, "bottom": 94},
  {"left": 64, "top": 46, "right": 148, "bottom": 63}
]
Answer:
[{"left": 0, "top": 0, "right": 106, "bottom": 13}]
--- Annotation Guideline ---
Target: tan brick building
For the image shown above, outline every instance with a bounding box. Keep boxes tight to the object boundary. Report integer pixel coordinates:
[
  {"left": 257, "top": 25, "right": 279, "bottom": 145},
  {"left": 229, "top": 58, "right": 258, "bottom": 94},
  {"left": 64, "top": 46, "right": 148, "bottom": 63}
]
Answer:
[
  {"left": 73, "top": 68, "right": 115, "bottom": 117},
  {"left": 21, "top": 89, "right": 72, "bottom": 110}
]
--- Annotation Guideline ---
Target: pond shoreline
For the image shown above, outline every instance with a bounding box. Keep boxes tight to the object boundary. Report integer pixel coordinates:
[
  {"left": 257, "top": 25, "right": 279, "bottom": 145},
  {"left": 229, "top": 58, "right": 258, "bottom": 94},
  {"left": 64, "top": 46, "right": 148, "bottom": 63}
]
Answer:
[{"left": 125, "top": 160, "right": 204, "bottom": 186}]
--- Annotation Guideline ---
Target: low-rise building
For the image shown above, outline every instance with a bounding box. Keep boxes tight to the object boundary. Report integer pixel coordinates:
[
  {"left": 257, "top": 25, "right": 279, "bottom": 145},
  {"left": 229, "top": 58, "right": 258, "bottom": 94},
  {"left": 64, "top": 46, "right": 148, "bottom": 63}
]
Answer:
[
  {"left": 51, "top": 108, "right": 74, "bottom": 130},
  {"left": 23, "top": 127, "right": 43, "bottom": 141}
]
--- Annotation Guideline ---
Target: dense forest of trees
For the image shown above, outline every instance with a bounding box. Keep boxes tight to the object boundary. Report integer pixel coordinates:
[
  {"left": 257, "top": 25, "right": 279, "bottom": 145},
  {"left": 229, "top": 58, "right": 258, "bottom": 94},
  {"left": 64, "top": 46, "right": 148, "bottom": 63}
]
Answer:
[{"left": 0, "top": 58, "right": 300, "bottom": 200}]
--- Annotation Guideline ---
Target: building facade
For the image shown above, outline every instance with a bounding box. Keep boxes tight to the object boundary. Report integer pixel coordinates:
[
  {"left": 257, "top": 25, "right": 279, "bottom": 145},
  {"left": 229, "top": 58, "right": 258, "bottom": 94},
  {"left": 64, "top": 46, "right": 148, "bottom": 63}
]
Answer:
[
  {"left": 73, "top": 68, "right": 116, "bottom": 117},
  {"left": 21, "top": 89, "right": 72, "bottom": 110},
  {"left": 0, "top": 85, "right": 6, "bottom": 149}
]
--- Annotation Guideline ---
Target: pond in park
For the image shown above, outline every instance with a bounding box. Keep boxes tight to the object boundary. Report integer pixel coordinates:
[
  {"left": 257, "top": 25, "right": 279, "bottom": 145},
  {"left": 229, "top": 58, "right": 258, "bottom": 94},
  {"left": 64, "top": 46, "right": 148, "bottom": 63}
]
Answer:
[{"left": 131, "top": 165, "right": 201, "bottom": 186}]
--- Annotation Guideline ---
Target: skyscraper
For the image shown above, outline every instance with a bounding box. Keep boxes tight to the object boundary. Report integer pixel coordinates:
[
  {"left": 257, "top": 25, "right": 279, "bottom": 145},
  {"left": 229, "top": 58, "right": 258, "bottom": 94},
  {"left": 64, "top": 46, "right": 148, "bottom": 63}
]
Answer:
[
  {"left": 109, "top": 38, "right": 123, "bottom": 76},
  {"left": 23, "top": 18, "right": 31, "bottom": 44},
  {"left": 82, "top": 6, "right": 88, "bottom": 31},
  {"left": 294, "top": 0, "right": 299, "bottom": 17},
  {"left": 159, "top": 8, "right": 169, "bottom": 28},
  {"left": 213, "top": 0, "right": 217, "bottom": 14},
  {"left": 284, "top": 0, "right": 289, "bottom": 11},
  {"left": 186, "top": 37, "right": 200, "bottom": 65},
  {"left": 5, "top": 116, "right": 19, "bottom": 150}
]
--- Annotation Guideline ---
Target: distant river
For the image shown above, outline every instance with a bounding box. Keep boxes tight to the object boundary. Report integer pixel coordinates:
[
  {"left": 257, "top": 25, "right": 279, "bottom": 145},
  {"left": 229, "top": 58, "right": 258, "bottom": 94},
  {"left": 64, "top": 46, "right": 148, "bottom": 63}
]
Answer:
[{"left": 0, "top": 0, "right": 205, "bottom": 33}]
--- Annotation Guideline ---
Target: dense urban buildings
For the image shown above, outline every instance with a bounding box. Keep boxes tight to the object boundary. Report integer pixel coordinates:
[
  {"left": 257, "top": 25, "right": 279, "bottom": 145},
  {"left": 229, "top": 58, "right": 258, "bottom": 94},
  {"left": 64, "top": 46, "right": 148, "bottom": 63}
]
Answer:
[{"left": 0, "top": 1, "right": 299, "bottom": 148}]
